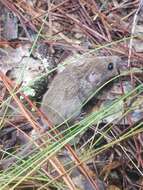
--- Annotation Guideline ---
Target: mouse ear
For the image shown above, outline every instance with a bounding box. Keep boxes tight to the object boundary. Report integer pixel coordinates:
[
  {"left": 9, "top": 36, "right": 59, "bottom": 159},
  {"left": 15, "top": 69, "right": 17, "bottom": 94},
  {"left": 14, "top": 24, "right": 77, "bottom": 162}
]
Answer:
[{"left": 88, "top": 72, "right": 98, "bottom": 83}]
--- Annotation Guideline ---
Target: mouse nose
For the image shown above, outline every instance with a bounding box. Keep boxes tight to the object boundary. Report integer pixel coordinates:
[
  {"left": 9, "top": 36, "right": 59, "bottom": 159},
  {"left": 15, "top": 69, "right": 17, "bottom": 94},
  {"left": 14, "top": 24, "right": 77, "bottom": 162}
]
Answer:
[
  {"left": 116, "top": 59, "right": 142, "bottom": 76},
  {"left": 116, "top": 58, "right": 126, "bottom": 74}
]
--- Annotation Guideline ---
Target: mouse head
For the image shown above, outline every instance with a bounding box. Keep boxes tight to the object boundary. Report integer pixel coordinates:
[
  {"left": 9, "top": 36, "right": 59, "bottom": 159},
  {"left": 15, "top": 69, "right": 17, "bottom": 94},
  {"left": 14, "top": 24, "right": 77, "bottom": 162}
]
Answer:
[{"left": 86, "top": 56, "right": 121, "bottom": 86}]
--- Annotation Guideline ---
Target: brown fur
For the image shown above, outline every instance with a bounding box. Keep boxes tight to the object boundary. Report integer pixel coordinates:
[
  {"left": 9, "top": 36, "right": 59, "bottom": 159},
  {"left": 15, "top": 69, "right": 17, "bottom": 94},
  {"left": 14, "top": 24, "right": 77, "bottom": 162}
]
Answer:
[{"left": 41, "top": 55, "right": 121, "bottom": 126}]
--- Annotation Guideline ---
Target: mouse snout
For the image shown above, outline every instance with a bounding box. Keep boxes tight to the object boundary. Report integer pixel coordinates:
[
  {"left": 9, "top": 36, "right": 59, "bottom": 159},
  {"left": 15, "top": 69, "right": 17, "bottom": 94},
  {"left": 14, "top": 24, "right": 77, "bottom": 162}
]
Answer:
[{"left": 115, "top": 58, "right": 126, "bottom": 74}]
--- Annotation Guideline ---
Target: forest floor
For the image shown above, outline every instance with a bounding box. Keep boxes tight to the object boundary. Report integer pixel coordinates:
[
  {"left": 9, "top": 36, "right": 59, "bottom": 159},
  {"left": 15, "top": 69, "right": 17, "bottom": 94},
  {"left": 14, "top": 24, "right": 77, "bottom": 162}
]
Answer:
[{"left": 0, "top": 1, "right": 143, "bottom": 190}]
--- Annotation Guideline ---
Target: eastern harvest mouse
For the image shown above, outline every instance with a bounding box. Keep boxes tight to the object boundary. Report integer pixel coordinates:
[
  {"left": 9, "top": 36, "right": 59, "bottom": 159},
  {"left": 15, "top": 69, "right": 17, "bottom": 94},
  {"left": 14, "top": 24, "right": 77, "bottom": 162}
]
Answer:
[
  {"left": 41, "top": 55, "right": 121, "bottom": 126},
  {"left": 2, "top": 55, "right": 143, "bottom": 172}
]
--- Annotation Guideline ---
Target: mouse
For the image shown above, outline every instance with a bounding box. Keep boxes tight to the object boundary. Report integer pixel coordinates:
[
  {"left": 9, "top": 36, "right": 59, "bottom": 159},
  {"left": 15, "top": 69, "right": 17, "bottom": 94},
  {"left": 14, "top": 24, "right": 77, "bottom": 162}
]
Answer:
[{"left": 41, "top": 54, "right": 121, "bottom": 126}]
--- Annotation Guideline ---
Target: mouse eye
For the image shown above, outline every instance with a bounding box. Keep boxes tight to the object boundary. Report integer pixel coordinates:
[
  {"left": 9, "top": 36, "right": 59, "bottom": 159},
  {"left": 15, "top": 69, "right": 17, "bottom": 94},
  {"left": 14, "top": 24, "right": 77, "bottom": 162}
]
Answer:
[{"left": 108, "top": 62, "right": 114, "bottom": 70}]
